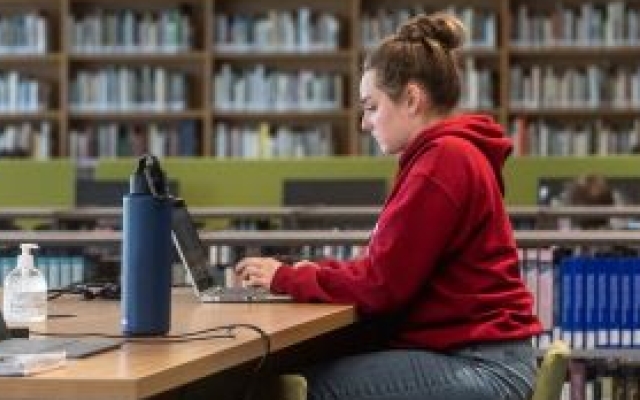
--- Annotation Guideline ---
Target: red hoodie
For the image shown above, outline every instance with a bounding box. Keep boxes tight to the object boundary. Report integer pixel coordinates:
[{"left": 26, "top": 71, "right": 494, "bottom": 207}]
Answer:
[{"left": 271, "top": 114, "right": 542, "bottom": 351}]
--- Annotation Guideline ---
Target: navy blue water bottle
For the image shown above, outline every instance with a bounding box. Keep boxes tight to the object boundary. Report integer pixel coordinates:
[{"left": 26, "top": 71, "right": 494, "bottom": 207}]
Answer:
[{"left": 121, "top": 154, "right": 172, "bottom": 336}]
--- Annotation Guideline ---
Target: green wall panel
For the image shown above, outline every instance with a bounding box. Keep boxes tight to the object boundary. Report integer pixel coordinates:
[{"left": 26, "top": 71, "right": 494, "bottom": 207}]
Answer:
[
  {"left": 504, "top": 156, "right": 640, "bottom": 205},
  {"left": 2, "top": 157, "right": 638, "bottom": 208},
  {"left": 0, "top": 160, "right": 74, "bottom": 206},
  {"left": 97, "top": 156, "right": 640, "bottom": 207},
  {"left": 95, "top": 157, "right": 399, "bottom": 206}
]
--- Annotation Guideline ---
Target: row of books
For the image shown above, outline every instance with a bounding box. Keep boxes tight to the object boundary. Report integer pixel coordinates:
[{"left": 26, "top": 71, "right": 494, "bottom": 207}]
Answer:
[
  {"left": 522, "top": 254, "right": 640, "bottom": 350},
  {"left": 510, "top": 65, "right": 640, "bottom": 109},
  {"left": 69, "top": 8, "right": 193, "bottom": 54},
  {"left": 0, "top": 71, "right": 51, "bottom": 112},
  {"left": 511, "top": 2, "right": 640, "bottom": 47},
  {"left": 6, "top": 118, "right": 640, "bottom": 160},
  {"left": 206, "top": 243, "right": 640, "bottom": 333},
  {"left": 561, "top": 361, "right": 640, "bottom": 400},
  {"left": 0, "top": 253, "right": 190, "bottom": 290},
  {"left": 520, "top": 248, "right": 554, "bottom": 345},
  {"left": 0, "top": 12, "right": 47, "bottom": 54},
  {"left": 5, "top": 3, "right": 640, "bottom": 56},
  {"left": 0, "top": 122, "right": 52, "bottom": 159},
  {"left": 208, "top": 244, "right": 366, "bottom": 272},
  {"left": 214, "top": 64, "right": 343, "bottom": 112},
  {"left": 0, "top": 255, "right": 86, "bottom": 290},
  {"left": 560, "top": 256, "right": 640, "bottom": 349},
  {"left": 213, "top": 122, "right": 333, "bottom": 158},
  {"left": 215, "top": 244, "right": 369, "bottom": 288},
  {"left": 361, "top": 6, "right": 496, "bottom": 50},
  {"left": 459, "top": 58, "right": 495, "bottom": 110},
  {"left": 0, "top": 60, "right": 495, "bottom": 114},
  {"left": 69, "top": 67, "right": 188, "bottom": 112},
  {"left": 69, "top": 121, "right": 198, "bottom": 159},
  {"left": 510, "top": 117, "right": 640, "bottom": 156},
  {"left": 214, "top": 10, "right": 340, "bottom": 53}
]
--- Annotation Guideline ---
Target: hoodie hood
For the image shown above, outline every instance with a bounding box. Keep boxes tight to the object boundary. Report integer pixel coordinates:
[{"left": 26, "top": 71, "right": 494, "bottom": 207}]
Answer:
[{"left": 399, "top": 114, "right": 512, "bottom": 193}]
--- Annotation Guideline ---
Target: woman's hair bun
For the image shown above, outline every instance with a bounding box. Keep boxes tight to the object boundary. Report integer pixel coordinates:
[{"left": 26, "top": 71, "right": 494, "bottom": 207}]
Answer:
[{"left": 396, "top": 13, "right": 465, "bottom": 50}]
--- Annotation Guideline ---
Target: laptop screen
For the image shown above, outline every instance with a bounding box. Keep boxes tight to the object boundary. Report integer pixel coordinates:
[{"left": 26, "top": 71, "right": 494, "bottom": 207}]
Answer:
[{"left": 171, "top": 202, "right": 217, "bottom": 293}]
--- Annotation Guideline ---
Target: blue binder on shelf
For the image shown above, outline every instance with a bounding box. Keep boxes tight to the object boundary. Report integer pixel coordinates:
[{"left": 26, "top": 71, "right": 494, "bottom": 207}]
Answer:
[{"left": 595, "top": 258, "right": 608, "bottom": 348}]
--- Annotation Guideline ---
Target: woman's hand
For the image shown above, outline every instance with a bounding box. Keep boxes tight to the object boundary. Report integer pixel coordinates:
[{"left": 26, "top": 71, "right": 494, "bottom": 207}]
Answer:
[{"left": 235, "top": 257, "right": 282, "bottom": 289}]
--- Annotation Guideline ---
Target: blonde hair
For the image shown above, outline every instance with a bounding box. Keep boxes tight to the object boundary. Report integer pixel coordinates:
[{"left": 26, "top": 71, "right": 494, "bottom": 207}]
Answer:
[{"left": 363, "top": 13, "right": 465, "bottom": 111}]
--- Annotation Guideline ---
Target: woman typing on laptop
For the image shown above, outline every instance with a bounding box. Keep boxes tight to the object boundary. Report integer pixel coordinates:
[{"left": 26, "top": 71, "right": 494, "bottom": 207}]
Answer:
[{"left": 235, "top": 12, "right": 541, "bottom": 400}]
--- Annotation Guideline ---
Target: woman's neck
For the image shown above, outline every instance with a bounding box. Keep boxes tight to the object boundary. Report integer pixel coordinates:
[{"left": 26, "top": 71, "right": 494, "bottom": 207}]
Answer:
[{"left": 406, "top": 111, "right": 450, "bottom": 143}]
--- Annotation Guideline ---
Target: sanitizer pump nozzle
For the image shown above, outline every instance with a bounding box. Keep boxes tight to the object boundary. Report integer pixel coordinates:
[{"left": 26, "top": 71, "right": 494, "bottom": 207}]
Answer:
[{"left": 18, "top": 244, "right": 38, "bottom": 272}]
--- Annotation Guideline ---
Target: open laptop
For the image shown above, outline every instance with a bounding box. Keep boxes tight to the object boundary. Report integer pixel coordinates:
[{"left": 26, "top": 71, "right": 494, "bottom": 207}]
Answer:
[
  {"left": 171, "top": 199, "right": 291, "bottom": 303},
  {"left": 0, "top": 313, "right": 123, "bottom": 359}
]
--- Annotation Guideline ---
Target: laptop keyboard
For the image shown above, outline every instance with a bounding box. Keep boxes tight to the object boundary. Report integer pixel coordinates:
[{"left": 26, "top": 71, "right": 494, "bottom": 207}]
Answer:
[
  {"left": 203, "top": 286, "right": 270, "bottom": 302},
  {"left": 200, "top": 285, "right": 292, "bottom": 302}
]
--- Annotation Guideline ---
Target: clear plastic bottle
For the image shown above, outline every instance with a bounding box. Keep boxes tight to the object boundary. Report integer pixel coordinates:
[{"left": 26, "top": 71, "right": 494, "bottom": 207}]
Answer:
[{"left": 3, "top": 244, "right": 47, "bottom": 324}]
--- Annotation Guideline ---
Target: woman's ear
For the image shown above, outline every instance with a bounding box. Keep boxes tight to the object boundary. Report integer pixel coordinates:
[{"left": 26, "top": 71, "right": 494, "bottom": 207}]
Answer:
[{"left": 404, "top": 82, "right": 429, "bottom": 115}]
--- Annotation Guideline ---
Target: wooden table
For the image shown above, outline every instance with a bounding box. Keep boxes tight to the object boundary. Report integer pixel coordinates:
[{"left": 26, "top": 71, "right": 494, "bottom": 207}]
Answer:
[{"left": 0, "top": 290, "right": 356, "bottom": 400}]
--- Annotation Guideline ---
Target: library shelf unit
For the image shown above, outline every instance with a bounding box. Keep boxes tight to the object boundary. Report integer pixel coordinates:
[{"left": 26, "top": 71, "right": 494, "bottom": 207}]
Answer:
[
  {"left": 0, "top": 0, "right": 637, "bottom": 187},
  {"left": 0, "top": 0, "right": 528, "bottom": 159},
  {"left": 1, "top": 225, "right": 640, "bottom": 396},
  {"left": 1, "top": 223, "right": 639, "bottom": 246},
  {"left": 508, "top": 0, "right": 640, "bottom": 157},
  {"left": 15, "top": 0, "right": 640, "bottom": 160},
  {"left": 6, "top": 205, "right": 640, "bottom": 232}
]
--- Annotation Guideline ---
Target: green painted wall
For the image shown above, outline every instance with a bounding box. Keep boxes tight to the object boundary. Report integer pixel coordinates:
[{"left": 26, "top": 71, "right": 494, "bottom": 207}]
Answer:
[
  {"left": 503, "top": 156, "right": 640, "bottom": 205},
  {"left": 0, "top": 160, "right": 74, "bottom": 206},
  {"left": 98, "top": 156, "right": 640, "bottom": 206},
  {"left": 95, "top": 157, "right": 398, "bottom": 206},
  {"left": 1, "top": 157, "right": 639, "bottom": 207}
]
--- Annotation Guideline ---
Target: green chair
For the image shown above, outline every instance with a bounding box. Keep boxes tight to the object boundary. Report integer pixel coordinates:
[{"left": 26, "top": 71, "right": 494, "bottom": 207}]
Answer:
[
  {"left": 262, "top": 341, "right": 571, "bottom": 400},
  {"left": 531, "top": 340, "right": 571, "bottom": 400},
  {"left": 262, "top": 374, "right": 307, "bottom": 400}
]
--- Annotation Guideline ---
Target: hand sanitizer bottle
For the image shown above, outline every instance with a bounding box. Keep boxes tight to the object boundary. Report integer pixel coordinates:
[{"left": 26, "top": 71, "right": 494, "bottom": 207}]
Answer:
[{"left": 3, "top": 244, "right": 47, "bottom": 324}]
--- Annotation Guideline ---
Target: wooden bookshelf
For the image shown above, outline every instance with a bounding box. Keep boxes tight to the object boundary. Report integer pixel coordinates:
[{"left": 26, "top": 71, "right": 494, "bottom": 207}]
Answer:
[
  {"left": 507, "top": 0, "right": 640, "bottom": 157},
  {"left": 0, "top": 0, "right": 637, "bottom": 159},
  {"left": 0, "top": 0, "right": 497, "bottom": 159}
]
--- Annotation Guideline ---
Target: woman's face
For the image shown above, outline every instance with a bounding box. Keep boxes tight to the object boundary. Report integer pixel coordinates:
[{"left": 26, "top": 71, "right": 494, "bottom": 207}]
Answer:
[{"left": 359, "top": 70, "right": 413, "bottom": 155}]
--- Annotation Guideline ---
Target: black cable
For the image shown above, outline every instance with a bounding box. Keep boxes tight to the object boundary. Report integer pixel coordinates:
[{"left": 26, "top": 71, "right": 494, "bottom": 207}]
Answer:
[
  {"left": 47, "top": 288, "right": 71, "bottom": 301},
  {"left": 30, "top": 325, "right": 237, "bottom": 340},
  {"left": 228, "top": 324, "right": 271, "bottom": 400},
  {"left": 33, "top": 303, "right": 272, "bottom": 399},
  {"left": 33, "top": 323, "right": 271, "bottom": 400},
  {"left": 47, "top": 282, "right": 118, "bottom": 301},
  {"left": 30, "top": 324, "right": 271, "bottom": 366},
  {"left": 48, "top": 283, "right": 189, "bottom": 301}
]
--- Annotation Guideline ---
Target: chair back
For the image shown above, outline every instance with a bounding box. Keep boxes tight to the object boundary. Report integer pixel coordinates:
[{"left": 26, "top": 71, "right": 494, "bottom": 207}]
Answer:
[
  {"left": 531, "top": 340, "right": 571, "bottom": 400},
  {"left": 263, "top": 374, "right": 307, "bottom": 400}
]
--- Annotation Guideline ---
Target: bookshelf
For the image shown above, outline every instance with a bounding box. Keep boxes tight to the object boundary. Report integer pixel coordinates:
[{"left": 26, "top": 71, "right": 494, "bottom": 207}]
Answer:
[
  {"left": 0, "top": 0, "right": 638, "bottom": 161},
  {"left": 4, "top": 211, "right": 640, "bottom": 397},
  {"left": 508, "top": 0, "right": 640, "bottom": 157},
  {"left": 0, "top": 0, "right": 62, "bottom": 158},
  {"left": 0, "top": 0, "right": 620, "bottom": 159}
]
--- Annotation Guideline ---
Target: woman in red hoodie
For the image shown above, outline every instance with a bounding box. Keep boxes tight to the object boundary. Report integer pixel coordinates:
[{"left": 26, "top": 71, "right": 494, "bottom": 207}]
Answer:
[{"left": 236, "top": 12, "right": 542, "bottom": 400}]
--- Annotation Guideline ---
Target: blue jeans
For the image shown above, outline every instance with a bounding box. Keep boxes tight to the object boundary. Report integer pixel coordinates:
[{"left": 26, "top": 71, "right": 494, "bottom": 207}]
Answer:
[{"left": 301, "top": 339, "right": 536, "bottom": 400}]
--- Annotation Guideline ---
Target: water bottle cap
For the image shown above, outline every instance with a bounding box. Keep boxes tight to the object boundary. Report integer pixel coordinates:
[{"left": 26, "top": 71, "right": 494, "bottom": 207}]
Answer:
[{"left": 130, "top": 154, "right": 168, "bottom": 198}]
